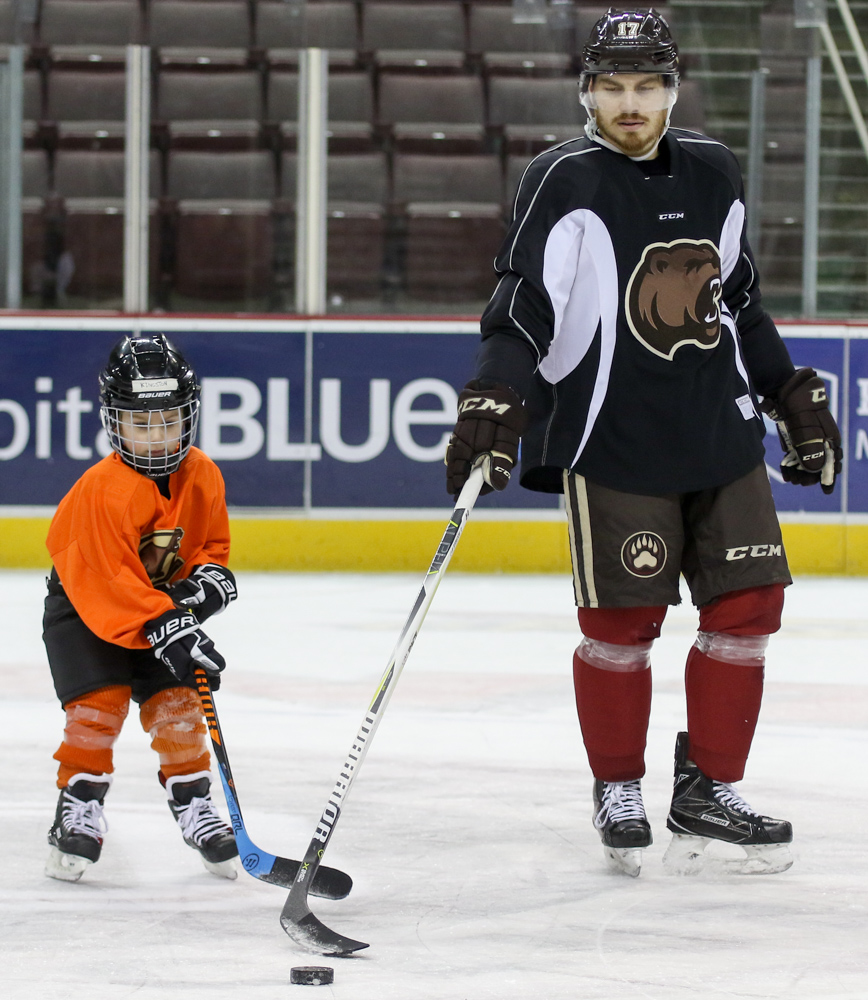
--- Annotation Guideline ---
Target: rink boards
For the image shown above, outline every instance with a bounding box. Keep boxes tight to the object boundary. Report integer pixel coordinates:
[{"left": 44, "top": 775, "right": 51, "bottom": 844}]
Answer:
[{"left": 1, "top": 315, "right": 867, "bottom": 573}]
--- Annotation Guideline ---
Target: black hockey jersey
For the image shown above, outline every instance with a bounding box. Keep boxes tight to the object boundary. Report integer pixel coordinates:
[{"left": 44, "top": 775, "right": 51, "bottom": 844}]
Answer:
[{"left": 476, "top": 128, "right": 795, "bottom": 495}]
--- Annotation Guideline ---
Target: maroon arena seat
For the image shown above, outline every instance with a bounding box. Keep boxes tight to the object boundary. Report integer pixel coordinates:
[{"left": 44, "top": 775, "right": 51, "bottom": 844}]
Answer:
[
  {"left": 468, "top": 3, "right": 574, "bottom": 74},
  {"left": 361, "top": 3, "right": 465, "bottom": 70},
  {"left": 256, "top": 1, "right": 358, "bottom": 68},
  {"left": 488, "top": 76, "right": 583, "bottom": 151},
  {"left": 45, "top": 69, "right": 127, "bottom": 141},
  {"left": 391, "top": 153, "right": 505, "bottom": 302},
  {"left": 39, "top": 0, "right": 139, "bottom": 65},
  {"left": 156, "top": 70, "right": 263, "bottom": 143},
  {"left": 164, "top": 149, "right": 277, "bottom": 302},
  {"left": 150, "top": 0, "right": 251, "bottom": 66},
  {"left": 378, "top": 73, "right": 486, "bottom": 151}
]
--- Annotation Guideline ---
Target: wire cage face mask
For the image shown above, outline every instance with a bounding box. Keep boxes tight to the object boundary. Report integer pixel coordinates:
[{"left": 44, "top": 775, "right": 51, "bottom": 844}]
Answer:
[{"left": 101, "top": 400, "right": 200, "bottom": 478}]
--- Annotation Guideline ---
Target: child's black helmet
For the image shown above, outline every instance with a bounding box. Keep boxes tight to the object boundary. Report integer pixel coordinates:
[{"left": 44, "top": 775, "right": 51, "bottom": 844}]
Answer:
[
  {"left": 99, "top": 333, "right": 199, "bottom": 411},
  {"left": 99, "top": 334, "right": 200, "bottom": 477}
]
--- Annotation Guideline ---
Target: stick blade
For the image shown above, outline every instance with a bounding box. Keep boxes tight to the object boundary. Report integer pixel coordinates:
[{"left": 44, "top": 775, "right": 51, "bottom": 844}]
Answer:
[
  {"left": 259, "top": 857, "right": 353, "bottom": 899},
  {"left": 280, "top": 910, "right": 369, "bottom": 957}
]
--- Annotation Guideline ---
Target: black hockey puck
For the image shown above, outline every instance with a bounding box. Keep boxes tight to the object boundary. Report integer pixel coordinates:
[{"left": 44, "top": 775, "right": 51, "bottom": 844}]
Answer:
[{"left": 290, "top": 966, "right": 334, "bottom": 986}]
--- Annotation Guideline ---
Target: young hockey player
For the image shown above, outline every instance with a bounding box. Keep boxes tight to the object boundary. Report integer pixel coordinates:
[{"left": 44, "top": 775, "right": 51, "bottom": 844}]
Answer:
[
  {"left": 43, "top": 332, "right": 240, "bottom": 883},
  {"left": 446, "top": 9, "right": 842, "bottom": 877}
]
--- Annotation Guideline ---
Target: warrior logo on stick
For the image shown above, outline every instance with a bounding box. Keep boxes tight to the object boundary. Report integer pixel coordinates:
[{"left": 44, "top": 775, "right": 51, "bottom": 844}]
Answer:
[{"left": 626, "top": 239, "right": 723, "bottom": 360}]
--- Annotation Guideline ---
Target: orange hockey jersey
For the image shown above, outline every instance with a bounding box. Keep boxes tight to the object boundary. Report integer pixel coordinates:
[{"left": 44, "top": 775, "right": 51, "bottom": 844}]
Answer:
[{"left": 47, "top": 447, "right": 230, "bottom": 649}]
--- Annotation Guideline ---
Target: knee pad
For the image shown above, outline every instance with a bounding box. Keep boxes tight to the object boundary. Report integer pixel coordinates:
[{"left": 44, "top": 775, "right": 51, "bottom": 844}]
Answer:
[
  {"left": 139, "top": 686, "right": 209, "bottom": 778},
  {"left": 54, "top": 685, "right": 131, "bottom": 787},
  {"left": 698, "top": 584, "right": 784, "bottom": 636},
  {"left": 694, "top": 631, "right": 768, "bottom": 665},
  {"left": 577, "top": 638, "right": 652, "bottom": 672},
  {"left": 577, "top": 605, "right": 667, "bottom": 645}
]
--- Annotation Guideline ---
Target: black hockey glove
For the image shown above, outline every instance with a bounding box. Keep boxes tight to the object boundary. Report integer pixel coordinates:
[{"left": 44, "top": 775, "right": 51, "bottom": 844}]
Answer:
[
  {"left": 761, "top": 367, "right": 842, "bottom": 495},
  {"left": 163, "top": 564, "right": 237, "bottom": 623},
  {"left": 144, "top": 609, "right": 226, "bottom": 690},
  {"left": 445, "top": 380, "right": 526, "bottom": 496}
]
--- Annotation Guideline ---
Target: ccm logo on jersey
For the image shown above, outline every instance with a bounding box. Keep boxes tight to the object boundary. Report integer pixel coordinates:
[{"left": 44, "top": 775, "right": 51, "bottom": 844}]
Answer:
[
  {"left": 658, "top": 212, "right": 685, "bottom": 220},
  {"left": 725, "top": 544, "right": 782, "bottom": 561},
  {"left": 458, "top": 395, "right": 512, "bottom": 416}
]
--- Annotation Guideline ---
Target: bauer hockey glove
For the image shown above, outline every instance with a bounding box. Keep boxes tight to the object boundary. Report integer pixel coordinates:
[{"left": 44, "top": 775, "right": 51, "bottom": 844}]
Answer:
[
  {"left": 163, "top": 564, "right": 237, "bottom": 623},
  {"left": 144, "top": 609, "right": 226, "bottom": 690},
  {"left": 445, "top": 379, "right": 526, "bottom": 496},
  {"left": 761, "top": 367, "right": 842, "bottom": 495}
]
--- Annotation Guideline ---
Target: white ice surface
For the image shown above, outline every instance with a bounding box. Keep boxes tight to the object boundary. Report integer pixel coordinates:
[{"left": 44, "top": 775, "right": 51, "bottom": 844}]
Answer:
[{"left": 1, "top": 569, "right": 867, "bottom": 999}]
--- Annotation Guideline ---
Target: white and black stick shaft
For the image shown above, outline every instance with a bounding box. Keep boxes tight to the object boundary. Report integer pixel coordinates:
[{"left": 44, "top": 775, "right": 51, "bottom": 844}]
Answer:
[{"left": 279, "top": 466, "right": 485, "bottom": 956}]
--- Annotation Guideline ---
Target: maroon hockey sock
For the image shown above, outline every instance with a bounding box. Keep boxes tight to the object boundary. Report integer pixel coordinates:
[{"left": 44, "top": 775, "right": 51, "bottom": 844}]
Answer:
[
  {"left": 685, "top": 646, "right": 764, "bottom": 782},
  {"left": 572, "top": 650, "right": 651, "bottom": 781}
]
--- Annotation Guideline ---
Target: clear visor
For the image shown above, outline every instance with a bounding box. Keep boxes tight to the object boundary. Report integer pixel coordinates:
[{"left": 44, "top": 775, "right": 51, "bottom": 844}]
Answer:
[
  {"left": 581, "top": 74, "right": 678, "bottom": 114},
  {"left": 101, "top": 400, "right": 199, "bottom": 478}
]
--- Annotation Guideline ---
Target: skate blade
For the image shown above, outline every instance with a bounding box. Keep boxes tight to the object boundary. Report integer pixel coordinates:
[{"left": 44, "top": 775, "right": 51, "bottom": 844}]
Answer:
[
  {"left": 603, "top": 846, "right": 643, "bottom": 877},
  {"left": 663, "top": 834, "right": 793, "bottom": 876},
  {"left": 202, "top": 856, "right": 239, "bottom": 880},
  {"left": 45, "top": 846, "right": 93, "bottom": 882}
]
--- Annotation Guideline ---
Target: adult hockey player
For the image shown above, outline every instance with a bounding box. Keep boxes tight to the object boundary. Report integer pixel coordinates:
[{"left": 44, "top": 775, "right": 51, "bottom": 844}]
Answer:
[
  {"left": 446, "top": 8, "right": 841, "bottom": 877},
  {"left": 43, "top": 333, "right": 240, "bottom": 882}
]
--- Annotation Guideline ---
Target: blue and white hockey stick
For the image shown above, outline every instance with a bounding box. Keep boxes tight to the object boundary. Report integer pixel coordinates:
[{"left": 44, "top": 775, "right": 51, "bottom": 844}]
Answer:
[{"left": 194, "top": 670, "right": 353, "bottom": 900}]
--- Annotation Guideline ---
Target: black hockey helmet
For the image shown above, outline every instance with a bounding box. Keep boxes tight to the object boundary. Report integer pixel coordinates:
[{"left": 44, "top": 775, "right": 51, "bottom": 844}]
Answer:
[
  {"left": 99, "top": 333, "right": 200, "bottom": 477},
  {"left": 99, "top": 333, "right": 199, "bottom": 411},
  {"left": 581, "top": 8, "right": 679, "bottom": 78}
]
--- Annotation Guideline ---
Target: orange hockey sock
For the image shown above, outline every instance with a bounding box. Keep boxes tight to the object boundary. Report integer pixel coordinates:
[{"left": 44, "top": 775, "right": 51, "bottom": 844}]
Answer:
[
  {"left": 139, "top": 686, "right": 210, "bottom": 780},
  {"left": 54, "top": 685, "right": 131, "bottom": 788}
]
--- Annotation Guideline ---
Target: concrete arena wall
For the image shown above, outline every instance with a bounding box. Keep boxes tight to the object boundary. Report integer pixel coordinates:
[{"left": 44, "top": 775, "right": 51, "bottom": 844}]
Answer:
[{"left": 2, "top": 315, "right": 867, "bottom": 575}]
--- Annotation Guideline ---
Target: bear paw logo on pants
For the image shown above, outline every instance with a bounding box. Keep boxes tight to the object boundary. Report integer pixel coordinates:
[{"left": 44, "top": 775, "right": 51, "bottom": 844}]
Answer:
[
  {"left": 621, "top": 531, "right": 667, "bottom": 578},
  {"left": 626, "top": 239, "right": 723, "bottom": 360}
]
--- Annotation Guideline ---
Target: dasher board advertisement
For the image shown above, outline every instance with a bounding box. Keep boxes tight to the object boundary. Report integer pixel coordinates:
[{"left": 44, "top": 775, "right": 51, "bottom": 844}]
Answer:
[{"left": 0, "top": 320, "right": 863, "bottom": 513}]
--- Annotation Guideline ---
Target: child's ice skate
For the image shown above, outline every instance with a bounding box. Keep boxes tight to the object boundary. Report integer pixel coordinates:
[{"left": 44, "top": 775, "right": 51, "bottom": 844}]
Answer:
[
  {"left": 165, "top": 771, "right": 239, "bottom": 878},
  {"left": 593, "top": 778, "right": 652, "bottom": 877},
  {"left": 663, "top": 732, "right": 793, "bottom": 875},
  {"left": 46, "top": 773, "right": 111, "bottom": 882}
]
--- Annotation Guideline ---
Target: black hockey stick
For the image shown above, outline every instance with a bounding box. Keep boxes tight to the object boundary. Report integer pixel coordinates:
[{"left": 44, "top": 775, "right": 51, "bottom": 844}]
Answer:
[
  {"left": 194, "top": 669, "right": 353, "bottom": 900},
  {"left": 279, "top": 465, "right": 485, "bottom": 956}
]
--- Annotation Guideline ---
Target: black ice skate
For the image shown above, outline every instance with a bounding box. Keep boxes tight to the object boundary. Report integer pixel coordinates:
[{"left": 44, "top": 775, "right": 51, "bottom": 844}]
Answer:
[
  {"left": 165, "top": 771, "right": 239, "bottom": 879},
  {"left": 663, "top": 732, "right": 793, "bottom": 875},
  {"left": 593, "top": 778, "right": 652, "bottom": 877},
  {"left": 45, "top": 773, "right": 111, "bottom": 882}
]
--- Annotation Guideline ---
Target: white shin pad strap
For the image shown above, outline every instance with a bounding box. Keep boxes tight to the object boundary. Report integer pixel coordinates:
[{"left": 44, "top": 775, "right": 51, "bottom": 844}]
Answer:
[
  {"left": 578, "top": 638, "right": 653, "bottom": 673},
  {"left": 695, "top": 631, "right": 768, "bottom": 666}
]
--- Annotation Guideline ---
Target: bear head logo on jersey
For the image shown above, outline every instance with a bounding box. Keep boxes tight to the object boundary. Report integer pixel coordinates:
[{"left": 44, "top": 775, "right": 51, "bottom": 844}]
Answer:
[
  {"left": 626, "top": 239, "right": 723, "bottom": 360},
  {"left": 139, "top": 527, "right": 185, "bottom": 586}
]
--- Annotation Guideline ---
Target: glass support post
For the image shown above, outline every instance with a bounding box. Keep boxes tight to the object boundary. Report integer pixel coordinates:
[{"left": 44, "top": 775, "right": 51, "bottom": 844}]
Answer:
[
  {"left": 124, "top": 45, "right": 150, "bottom": 313},
  {"left": 746, "top": 68, "right": 766, "bottom": 252},
  {"left": 295, "top": 47, "right": 328, "bottom": 315},
  {"left": 802, "top": 50, "right": 822, "bottom": 318},
  {"left": 0, "top": 46, "right": 23, "bottom": 308}
]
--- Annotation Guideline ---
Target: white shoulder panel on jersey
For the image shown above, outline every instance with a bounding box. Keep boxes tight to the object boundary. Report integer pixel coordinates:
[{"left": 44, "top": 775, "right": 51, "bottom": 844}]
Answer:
[
  {"left": 538, "top": 208, "right": 619, "bottom": 465},
  {"left": 719, "top": 199, "right": 746, "bottom": 283}
]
